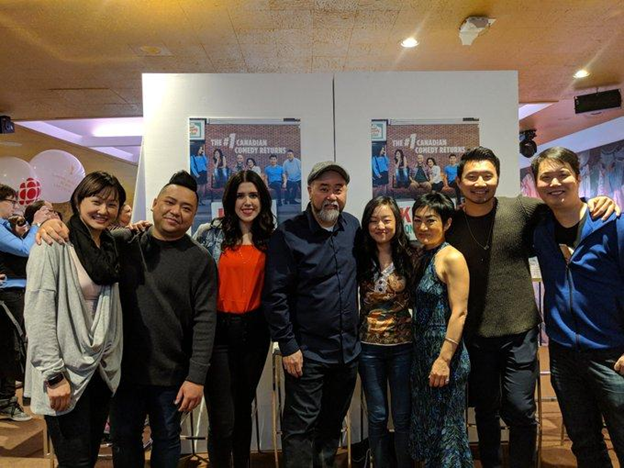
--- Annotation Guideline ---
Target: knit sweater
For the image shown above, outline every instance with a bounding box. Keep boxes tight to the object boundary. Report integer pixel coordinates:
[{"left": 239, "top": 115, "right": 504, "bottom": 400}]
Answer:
[
  {"left": 446, "top": 196, "right": 546, "bottom": 339},
  {"left": 113, "top": 228, "right": 217, "bottom": 386},
  {"left": 24, "top": 242, "right": 123, "bottom": 416}
]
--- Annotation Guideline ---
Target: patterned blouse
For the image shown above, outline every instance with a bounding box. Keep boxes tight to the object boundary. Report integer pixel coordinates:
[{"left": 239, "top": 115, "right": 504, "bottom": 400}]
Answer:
[{"left": 359, "top": 264, "right": 412, "bottom": 345}]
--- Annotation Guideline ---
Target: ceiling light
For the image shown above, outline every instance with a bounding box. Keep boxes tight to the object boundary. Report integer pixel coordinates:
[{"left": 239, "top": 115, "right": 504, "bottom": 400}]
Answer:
[
  {"left": 574, "top": 69, "right": 590, "bottom": 79},
  {"left": 400, "top": 38, "right": 418, "bottom": 48}
]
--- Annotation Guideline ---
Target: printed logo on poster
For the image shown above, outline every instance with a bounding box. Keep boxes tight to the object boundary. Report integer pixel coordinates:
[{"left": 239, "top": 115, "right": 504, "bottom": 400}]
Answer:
[
  {"left": 371, "top": 121, "right": 387, "bottom": 142},
  {"left": 397, "top": 200, "right": 416, "bottom": 240},
  {"left": 189, "top": 119, "right": 205, "bottom": 140}
]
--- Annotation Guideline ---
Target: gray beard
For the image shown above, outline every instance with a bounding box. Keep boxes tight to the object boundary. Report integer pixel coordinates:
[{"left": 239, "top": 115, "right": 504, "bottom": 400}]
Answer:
[{"left": 314, "top": 201, "right": 341, "bottom": 224}]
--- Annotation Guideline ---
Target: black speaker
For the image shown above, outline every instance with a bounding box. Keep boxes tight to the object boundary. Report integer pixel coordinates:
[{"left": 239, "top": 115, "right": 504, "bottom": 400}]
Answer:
[
  {"left": 574, "top": 89, "right": 622, "bottom": 114},
  {"left": 520, "top": 130, "right": 537, "bottom": 158},
  {"left": 0, "top": 115, "right": 15, "bottom": 134}
]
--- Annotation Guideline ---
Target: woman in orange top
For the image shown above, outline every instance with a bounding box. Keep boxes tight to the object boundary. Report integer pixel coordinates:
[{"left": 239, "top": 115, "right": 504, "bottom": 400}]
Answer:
[{"left": 194, "top": 170, "right": 275, "bottom": 468}]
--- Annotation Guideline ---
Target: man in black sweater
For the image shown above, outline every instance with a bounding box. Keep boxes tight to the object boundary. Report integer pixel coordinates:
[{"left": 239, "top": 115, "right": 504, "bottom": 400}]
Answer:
[{"left": 38, "top": 172, "right": 217, "bottom": 468}]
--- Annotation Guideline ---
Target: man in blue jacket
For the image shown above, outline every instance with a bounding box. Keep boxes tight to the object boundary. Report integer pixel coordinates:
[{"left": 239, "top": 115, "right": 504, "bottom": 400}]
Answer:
[
  {"left": 532, "top": 147, "right": 624, "bottom": 467},
  {"left": 263, "top": 162, "right": 360, "bottom": 468}
]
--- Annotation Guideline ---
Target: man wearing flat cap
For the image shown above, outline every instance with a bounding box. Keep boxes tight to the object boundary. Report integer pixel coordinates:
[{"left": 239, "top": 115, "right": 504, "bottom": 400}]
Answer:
[{"left": 263, "top": 161, "right": 361, "bottom": 467}]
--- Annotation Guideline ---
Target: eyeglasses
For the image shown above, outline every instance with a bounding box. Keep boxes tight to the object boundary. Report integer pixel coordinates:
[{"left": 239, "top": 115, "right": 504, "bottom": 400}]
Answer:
[{"left": 0, "top": 198, "right": 18, "bottom": 207}]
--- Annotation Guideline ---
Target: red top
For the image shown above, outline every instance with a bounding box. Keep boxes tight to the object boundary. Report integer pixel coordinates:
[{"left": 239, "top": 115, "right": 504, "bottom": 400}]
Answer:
[{"left": 217, "top": 245, "right": 266, "bottom": 314}]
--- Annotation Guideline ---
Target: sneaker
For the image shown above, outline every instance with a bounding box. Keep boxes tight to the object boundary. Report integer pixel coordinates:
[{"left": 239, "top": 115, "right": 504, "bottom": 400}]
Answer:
[{"left": 0, "top": 397, "right": 33, "bottom": 422}]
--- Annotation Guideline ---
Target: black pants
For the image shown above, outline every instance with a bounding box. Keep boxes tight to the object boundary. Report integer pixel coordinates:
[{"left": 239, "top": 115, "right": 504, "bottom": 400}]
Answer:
[
  {"left": 205, "top": 310, "right": 270, "bottom": 468},
  {"left": 448, "top": 179, "right": 462, "bottom": 203},
  {"left": 0, "top": 288, "right": 25, "bottom": 402},
  {"left": 285, "top": 181, "right": 300, "bottom": 203},
  {"left": 282, "top": 358, "right": 358, "bottom": 468},
  {"left": 467, "top": 327, "right": 539, "bottom": 468},
  {"left": 45, "top": 372, "right": 111, "bottom": 468},
  {"left": 269, "top": 181, "right": 283, "bottom": 205}
]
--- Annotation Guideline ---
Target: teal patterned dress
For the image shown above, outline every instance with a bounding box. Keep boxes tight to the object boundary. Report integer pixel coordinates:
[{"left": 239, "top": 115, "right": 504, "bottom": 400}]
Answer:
[{"left": 410, "top": 243, "right": 472, "bottom": 467}]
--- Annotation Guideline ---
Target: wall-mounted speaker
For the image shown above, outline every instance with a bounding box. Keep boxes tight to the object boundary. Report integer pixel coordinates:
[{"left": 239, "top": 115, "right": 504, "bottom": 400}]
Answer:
[
  {"left": 574, "top": 89, "right": 622, "bottom": 114},
  {"left": 0, "top": 115, "right": 15, "bottom": 134}
]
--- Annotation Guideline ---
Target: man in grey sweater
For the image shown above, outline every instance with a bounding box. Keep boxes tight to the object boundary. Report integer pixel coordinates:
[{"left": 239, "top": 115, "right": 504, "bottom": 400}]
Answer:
[
  {"left": 447, "top": 147, "right": 617, "bottom": 468},
  {"left": 39, "top": 171, "right": 217, "bottom": 468}
]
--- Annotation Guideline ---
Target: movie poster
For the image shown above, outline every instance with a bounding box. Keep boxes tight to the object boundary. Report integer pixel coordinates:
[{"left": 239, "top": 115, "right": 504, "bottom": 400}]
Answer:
[
  {"left": 189, "top": 118, "right": 302, "bottom": 230},
  {"left": 371, "top": 119, "right": 480, "bottom": 238}
]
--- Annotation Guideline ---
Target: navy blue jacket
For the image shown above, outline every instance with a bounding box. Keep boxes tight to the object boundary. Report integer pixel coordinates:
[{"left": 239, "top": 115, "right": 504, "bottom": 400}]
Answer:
[
  {"left": 262, "top": 205, "right": 361, "bottom": 364},
  {"left": 534, "top": 211, "right": 624, "bottom": 350}
]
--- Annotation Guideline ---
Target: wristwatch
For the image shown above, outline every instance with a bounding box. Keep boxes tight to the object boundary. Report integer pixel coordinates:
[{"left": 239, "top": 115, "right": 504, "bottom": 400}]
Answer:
[{"left": 45, "top": 373, "right": 65, "bottom": 387}]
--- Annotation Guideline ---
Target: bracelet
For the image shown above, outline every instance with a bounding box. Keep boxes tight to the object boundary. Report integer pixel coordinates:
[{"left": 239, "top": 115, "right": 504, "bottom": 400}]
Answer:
[{"left": 444, "top": 337, "right": 459, "bottom": 346}]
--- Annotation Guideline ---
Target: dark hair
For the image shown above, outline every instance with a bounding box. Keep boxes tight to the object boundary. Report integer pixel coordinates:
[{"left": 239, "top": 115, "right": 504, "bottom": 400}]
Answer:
[
  {"left": 0, "top": 184, "right": 17, "bottom": 201},
  {"left": 286, "top": 149, "right": 294, "bottom": 155},
  {"left": 269, "top": 154, "right": 277, "bottom": 159},
  {"left": 213, "top": 149, "right": 224, "bottom": 166},
  {"left": 357, "top": 196, "right": 415, "bottom": 288},
  {"left": 449, "top": 153, "right": 457, "bottom": 159},
  {"left": 426, "top": 157, "right": 437, "bottom": 166},
  {"left": 161, "top": 170, "right": 198, "bottom": 202},
  {"left": 457, "top": 146, "right": 500, "bottom": 179},
  {"left": 531, "top": 146, "right": 580, "bottom": 178},
  {"left": 411, "top": 192, "right": 456, "bottom": 225},
  {"left": 220, "top": 170, "right": 275, "bottom": 251},
  {"left": 394, "top": 149, "right": 405, "bottom": 165},
  {"left": 246, "top": 157, "right": 257, "bottom": 166},
  {"left": 24, "top": 200, "right": 47, "bottom": 225},
  {"left": 70, "top": 171, "right": 126, "bottom": 216}
]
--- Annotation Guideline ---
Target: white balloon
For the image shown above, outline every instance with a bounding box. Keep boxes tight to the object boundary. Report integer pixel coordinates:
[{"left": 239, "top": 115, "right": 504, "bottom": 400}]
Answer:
[
  {"left": 0, "top": 156, "right": 37, "bottom": 191},
  {"left": 30, "top": 150, "right": 86, "bottom": 203}
]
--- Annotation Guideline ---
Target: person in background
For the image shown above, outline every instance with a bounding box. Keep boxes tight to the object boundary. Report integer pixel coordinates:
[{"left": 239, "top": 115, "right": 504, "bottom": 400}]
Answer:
[
  {"left": 0, "top": 185, "right": 52, "bottom": 422},
  {"left": 214, "top": 149, "right": 232, "bottom": 189},
  {"left": 448, "top": 146, "right": 619, "bottom": 468},
  {"left": 409, "top": 154, "right": 432, "bottom": 198},
  {"left": 443, "top": 154, "right": 462, "bottom": 204},
  {"left": 24, "top": 172, "right": 126, "bottom": 467},
  {"left": 246, "top": 157, "right": 262, "bottom": 176},
  {"left": 108, "top": 203, "right": 132, "bottom": 230},
  {"left": 263, "top": 162, "right": 360, "bottom": 467},
  {"left": 282, "top": 149, "right": 302, "bottom": 205},
  {"left": 410, "top": 193, "right": 472, "bottom": 467},
  {"left": 372, "top": 145, "right": 390, "bottom": 196},
  {"left": 37, "top": 171, "right": 218, "bottom": 468},
  {"left": 264, "top": 154, "right": 285, "bottom": 207},
  {"left": 194, "top": 170, "right": 275, "bottom": 467},
  {"left": 357, "top": 196, "right": 414, "bottom": 468},
  {"left": 191, "top": 145, "right": 209, "bottom": 201},
  {"left": 426, "top": 157, "right": 444, "bottom": 193},
  {"left": 531, "top": 147, "right": 624, "bottom": 467},
  {"left": 234, "top": 154, "right": 245, "bottom": 173},
  {"left": 394, "top": 149, "right": 410, "bottom": 188}
]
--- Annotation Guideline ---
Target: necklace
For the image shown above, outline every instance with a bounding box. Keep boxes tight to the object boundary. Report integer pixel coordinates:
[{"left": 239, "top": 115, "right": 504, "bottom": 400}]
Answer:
[{"left": 463, "top": 205, "right": 496, "bottom": 251}]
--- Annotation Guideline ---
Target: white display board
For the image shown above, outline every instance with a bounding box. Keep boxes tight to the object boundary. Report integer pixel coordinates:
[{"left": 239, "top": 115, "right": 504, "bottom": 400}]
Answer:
[
  {"left": 334, "top": 71, "right": 520, "bottom": 219},
  {"left": 141, "top": 73, "right": 335, "bottom": 219}
]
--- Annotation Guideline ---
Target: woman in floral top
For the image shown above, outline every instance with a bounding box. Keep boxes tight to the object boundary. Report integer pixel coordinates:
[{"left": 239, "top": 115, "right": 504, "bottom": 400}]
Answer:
[{"left": 357, "top": 196, "right": 416, "bottom": 468}]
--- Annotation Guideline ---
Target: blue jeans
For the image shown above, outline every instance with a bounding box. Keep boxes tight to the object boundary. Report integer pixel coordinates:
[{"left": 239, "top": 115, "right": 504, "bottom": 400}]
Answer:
[
  {"left": 359, "top": 343, "right": 412, "bottom": 468},
  {"left": 110, "top": 383, "right": 182, "bottom": 468},
  {"left": 550, "top": 342, "right": 624, "bottom": 467}
]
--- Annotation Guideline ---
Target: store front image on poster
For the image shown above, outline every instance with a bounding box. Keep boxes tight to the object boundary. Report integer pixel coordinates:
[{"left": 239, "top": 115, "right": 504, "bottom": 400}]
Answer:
[
  {"left": 371, "top": 119, "right": 480, "bottom": 204},
  {"left": 189, "top": 118, "right": 302, "bottom": 230}
]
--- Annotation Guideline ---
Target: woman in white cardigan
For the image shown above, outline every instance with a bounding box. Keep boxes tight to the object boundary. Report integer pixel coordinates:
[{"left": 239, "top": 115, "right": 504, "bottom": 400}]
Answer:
[{"left": 24, "top": 172, "right": 126, "bottom": 468}]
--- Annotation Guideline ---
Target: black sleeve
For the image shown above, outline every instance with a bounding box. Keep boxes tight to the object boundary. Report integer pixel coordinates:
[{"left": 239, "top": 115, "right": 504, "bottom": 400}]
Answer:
[{"left": 186, "top": 254, "right": 218, "bottom": 384}]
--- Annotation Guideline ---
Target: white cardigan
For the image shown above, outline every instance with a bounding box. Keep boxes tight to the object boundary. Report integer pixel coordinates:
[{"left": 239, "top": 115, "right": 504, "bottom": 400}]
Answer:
[{"left": 23, "top": 242, "right": 123, "bottom": 416}]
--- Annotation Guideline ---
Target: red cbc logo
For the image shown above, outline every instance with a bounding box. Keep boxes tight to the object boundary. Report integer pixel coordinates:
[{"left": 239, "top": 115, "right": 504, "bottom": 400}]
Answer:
[{"left": 18, "top": 177, "right": 42, "bottom": 206}]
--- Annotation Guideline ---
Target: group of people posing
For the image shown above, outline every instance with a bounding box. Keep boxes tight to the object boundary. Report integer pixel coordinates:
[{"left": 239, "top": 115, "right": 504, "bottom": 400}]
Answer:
[
  {"left": 0, "top": 144, "right": 622, "bottom": 468},
  {"left": 191, "top": 147, "right": 302, "bottom": 206},
  {"left": 373, "top": 147, "right": 463, "bottom": 203}
]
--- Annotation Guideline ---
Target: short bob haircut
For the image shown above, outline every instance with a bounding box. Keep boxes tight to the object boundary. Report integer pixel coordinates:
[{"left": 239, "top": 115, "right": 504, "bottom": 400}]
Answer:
[
  {"left": 411, "top": 192, "right": 455, "bottom": 225},
  {"left": 220, "top": 170, "right": 275, "bottom": 251},
  {"left": 70, "top": 171, "right": 126, "bottom": 217},
  {"left": 531, "top": 146, "right": 580, "bottom": 178},
  {"left": 457, "top": 146, "right": 501, "bottom": 179},
  {"left": 24, "top": 200, "right": 47, "bottom": 225}
]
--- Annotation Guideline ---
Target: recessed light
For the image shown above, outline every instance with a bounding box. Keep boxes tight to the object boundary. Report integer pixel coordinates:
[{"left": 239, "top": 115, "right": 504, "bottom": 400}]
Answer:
[
  {"left": 400, "top": 38, "right": 418, "bottom": 48},
  {"left": 574, "top": 69, "right": 590, "bottom": 79}
]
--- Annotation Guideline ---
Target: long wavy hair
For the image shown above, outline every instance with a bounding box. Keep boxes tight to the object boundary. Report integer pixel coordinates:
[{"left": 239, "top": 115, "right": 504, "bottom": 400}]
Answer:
[
  {"left": 357, "top": 196, "right": 415, "bottom": 288},
  {"left": 220, "top": 170, "right": 275, "bottom": 251}
]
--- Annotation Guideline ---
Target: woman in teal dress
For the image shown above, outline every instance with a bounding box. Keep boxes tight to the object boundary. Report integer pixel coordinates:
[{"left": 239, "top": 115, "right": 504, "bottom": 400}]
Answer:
[{"left": 410, "top": 193, "right": 472, "bottom": 467}]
